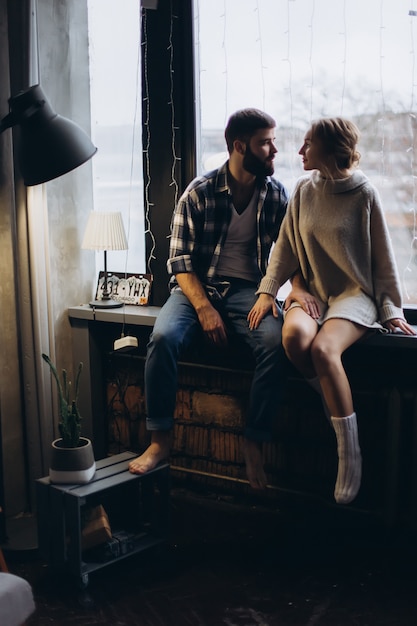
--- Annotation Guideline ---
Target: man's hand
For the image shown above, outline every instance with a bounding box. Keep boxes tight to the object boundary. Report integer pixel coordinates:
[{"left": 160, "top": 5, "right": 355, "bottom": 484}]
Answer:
[
  {"left": 247, "top": 293, "right": 277, "bottom": 330},
  {"left": 196, "top": 302, "right": 228, "bottom": 346},
  {"left": 284, "top": 285, "right": 321, "bottom": 319},
  {"left": 175, "top": 272, "right": 228, "bottom": 346}
]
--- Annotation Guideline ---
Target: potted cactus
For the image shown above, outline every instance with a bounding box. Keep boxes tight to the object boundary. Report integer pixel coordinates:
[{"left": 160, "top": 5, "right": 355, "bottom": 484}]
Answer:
[{"left": 42, "top": 353, "right": 96, "bottom": 484}]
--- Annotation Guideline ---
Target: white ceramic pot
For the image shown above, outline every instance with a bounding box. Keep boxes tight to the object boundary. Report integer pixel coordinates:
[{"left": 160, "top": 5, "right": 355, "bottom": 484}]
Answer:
[{"left": 49, "top": 437, "right": 96, "bottom": 484}]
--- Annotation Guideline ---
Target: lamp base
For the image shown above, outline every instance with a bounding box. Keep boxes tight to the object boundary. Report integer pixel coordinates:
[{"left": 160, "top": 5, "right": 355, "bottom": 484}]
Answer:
[{"left": 89, "top": 299, "right": 123, "bottom": 309}]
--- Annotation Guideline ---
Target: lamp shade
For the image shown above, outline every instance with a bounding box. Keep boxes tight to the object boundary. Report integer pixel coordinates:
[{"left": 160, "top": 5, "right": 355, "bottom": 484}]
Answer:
[
  {"left": 81, "top": 211, "right": 128, "bottom": 251},
  {"left": 0, "top": 84, "right": 97, "bottom": 186}
]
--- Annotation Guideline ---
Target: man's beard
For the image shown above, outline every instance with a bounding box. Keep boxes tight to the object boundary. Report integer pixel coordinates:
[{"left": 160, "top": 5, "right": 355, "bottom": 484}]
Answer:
[{"left": 242, "top": 145, "right": 274, "bottom": 177}]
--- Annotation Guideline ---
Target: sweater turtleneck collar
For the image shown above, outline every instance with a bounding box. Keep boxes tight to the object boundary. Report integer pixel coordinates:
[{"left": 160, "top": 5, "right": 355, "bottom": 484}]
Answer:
[{"left": 310, "top": 169, "right": 368, "bottom": 194}]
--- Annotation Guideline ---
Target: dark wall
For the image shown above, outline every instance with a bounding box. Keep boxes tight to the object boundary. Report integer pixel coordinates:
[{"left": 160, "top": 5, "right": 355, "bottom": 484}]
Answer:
[{"left": 142, "top": 0, "right": 196, "bottom": 306}]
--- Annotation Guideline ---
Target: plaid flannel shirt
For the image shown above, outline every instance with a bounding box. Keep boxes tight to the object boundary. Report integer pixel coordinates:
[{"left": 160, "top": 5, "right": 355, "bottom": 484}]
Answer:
[{"left": 167, "top": 161, "right": 288, "bottom": 291}]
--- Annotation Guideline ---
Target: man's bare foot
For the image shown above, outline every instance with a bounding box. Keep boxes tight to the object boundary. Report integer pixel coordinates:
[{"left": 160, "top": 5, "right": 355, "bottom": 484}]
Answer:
[
  {"left": 243, "top": 438, "right": 267, "bottom": 489},
  {"left": 129, "top": 431, "right": 171, "bottom": 475}
]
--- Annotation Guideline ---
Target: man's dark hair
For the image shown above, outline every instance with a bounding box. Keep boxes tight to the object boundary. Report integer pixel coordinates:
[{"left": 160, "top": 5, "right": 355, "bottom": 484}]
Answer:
[{"left": 224, "top": 108, "right": 276, "bottom": 153}]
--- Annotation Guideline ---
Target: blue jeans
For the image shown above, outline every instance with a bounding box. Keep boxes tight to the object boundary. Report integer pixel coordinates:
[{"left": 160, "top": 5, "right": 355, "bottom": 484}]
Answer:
[{"left": 144, "top": 283, "right": 285, "bottom": 442}]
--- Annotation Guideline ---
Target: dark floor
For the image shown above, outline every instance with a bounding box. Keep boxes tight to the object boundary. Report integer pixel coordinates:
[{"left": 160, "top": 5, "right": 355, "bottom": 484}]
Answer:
[{"left": 5, "top": 489, "right": 417, "bottom": 626}]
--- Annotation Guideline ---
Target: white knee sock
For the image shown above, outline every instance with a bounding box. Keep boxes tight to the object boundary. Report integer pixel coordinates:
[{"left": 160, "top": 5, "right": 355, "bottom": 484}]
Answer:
[
  {"left": 331, "top": 412, "right": 362, "bottom": 504},
  {"left": 306, "top": 376, "right": 331, "bottom": 423}
]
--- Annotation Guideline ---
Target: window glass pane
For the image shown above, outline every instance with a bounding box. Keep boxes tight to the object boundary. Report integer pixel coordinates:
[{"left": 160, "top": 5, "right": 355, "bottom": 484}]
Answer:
[
  {"left": 195, "top": 0, "right": 417, "bottom": 305},
  {"left": 87, "top": 0, "right": 145, "bottom": 274}
]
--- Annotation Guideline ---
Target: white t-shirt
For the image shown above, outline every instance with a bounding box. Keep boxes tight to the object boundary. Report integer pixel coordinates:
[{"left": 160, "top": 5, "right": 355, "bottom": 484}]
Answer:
[{"left": 216, "top": 192, "right": 260, "bottom": 282}]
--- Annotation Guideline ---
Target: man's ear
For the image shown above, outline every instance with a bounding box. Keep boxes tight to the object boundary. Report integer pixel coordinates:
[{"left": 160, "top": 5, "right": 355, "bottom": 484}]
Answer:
[{"left": 233, "top": 139, "right": 246, "bottom": 155}]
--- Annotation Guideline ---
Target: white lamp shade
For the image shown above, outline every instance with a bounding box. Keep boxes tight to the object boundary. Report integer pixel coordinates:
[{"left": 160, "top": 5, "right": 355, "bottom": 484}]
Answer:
[{"left": 81, "top": 211, "right": 128, "bottom": 251}]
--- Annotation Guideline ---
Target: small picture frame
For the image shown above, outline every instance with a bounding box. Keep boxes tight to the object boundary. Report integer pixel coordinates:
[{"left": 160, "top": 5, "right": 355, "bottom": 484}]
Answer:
[{"left": 95, "top": 272, "right": 153, "bottom": 306}]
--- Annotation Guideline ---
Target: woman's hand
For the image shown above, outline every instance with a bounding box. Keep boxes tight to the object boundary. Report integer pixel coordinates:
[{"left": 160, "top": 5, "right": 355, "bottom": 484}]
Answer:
[
  {"left": 284, "top": 286, "right": 321, "bottom": 319},
  {"left": 247, "top": 294, "right": 277, "bottom": 330},
  {"left": 384, "top": 318, "right": 417, "bottom": 336}
]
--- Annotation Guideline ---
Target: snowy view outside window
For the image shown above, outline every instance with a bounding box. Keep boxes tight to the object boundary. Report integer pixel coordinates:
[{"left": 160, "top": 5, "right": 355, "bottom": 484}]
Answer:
[
  {"left": 87, "top": 0, "right": 145, "bottom": 275},
  {"left": 88, "top": 0, "right": 417, "bottom": 305},
  {"left": 195, "top": 0, "right": 417, "bottom": 305}
]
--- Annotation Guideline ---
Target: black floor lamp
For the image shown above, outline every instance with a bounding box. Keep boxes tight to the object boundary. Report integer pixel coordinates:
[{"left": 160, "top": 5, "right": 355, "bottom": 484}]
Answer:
[{"left": 0, "top": 0, "right": 98, "bottom": 555}]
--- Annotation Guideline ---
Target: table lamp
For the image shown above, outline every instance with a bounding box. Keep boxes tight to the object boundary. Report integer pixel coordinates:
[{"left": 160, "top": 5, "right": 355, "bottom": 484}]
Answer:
[{"left": 82, "top": 211, "right": 128, "bottom": 308}]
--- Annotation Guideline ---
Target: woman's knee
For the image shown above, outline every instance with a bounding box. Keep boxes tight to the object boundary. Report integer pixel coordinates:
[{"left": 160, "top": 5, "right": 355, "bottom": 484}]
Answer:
[
  {"left": 282, "top": 323, "right": 312, "bottom": 358},
  {"left": 310, "top": 337, "right": 338, "bottom": 370}
]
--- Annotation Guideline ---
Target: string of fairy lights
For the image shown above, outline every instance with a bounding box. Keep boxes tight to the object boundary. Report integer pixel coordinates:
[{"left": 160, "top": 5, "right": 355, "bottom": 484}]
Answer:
[
  {"left": 404, "top": 3, "right": 417, "bottom": 299},
  {"left": 168, "top": 4, "right": 180, "bottom": 224},
  {"left": 284, "top": 0, "right": 294, "bottom": 137},
  {"left": 307, "top": 0, "right": 316, "bottom": 121},
  {"left": 141, "top": 0, "right": 180, "bottom": 274},
  {"left": 340, "top": 0, "right": 347, "bottom": 115},
  {"left": 221, "top": 0, "right": 228, "bottom": 127},
  {"left": 141, "top": 8, "right": 156, "bottom": 275},
  {"left": 255, "top": 0, "right": 266, "bottom": 111},
  {"left": 378, "top": 1, "right": 386, "bottom": 180}
]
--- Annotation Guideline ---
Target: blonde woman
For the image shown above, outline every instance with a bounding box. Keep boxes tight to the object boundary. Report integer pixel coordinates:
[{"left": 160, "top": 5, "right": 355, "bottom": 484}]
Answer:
[{"left": 248, "top": 117, "right": 416, "bottom": 504}]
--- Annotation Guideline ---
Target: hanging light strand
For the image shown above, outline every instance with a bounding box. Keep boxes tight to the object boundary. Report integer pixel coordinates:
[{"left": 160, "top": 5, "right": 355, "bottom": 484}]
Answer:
[
  {"left": 340, "top": 0, "right": 347, "bottom": 115},
  {"left": 307, "top": 0, "right": 316, "bottom": 121},
  {"left": 141, "top": 8, "right": 157, "bottom": 274},
  {"left": 284, "top": 0, "right": 294, "bottom": 132},
  {"left": 222, "top": 0, "right": 228, "bottom": 126},
  {"left": 403, "top": 5, "right": 417, "bottom": 300},
  {"left": 410, "top": 3, "right": 417, "bottom": 112},
  {"left": 284, "top": 0, "right": 298, "bottom": 183},
  {"left": 378, "top": 0, "right": 386, "bottom": 179},
  {"left": 255, "top": 0, "right": 266, "bottom": 110},
  {"left": 168, "top": 1, "right": 180, "bottom": 214}
]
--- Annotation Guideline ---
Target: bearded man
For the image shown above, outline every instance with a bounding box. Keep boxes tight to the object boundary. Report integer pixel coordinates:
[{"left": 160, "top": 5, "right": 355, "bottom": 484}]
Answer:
[{"left": 129, "top": 108, "right": 308, "bottom": 489}]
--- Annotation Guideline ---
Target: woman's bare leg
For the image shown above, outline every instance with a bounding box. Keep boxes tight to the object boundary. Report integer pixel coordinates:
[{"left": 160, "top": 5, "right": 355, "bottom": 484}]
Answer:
[
  {"left": 282, "top": 306, "right": 319, "bottom": 378},
  {"left": 310, "top": 319, "right": 367, "bottom": 417},
  {"left": 310, "top": 319, "right": 368, "bottom": 504}
]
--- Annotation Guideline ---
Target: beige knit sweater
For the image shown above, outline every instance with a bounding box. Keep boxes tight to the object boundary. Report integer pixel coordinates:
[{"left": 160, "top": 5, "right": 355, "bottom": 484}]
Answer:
[{"left": 257, "top": 170, "right": 405, "bottom": 328}]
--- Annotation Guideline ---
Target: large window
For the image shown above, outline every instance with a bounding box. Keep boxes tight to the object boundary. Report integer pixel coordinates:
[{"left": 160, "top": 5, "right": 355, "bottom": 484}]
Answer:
[
  {"left": 195, "top": 0, "right": 417, "bottom": 305},
  {"left": 85, "top": 0, "right": 417, "bottom": 306},
  {"left": 87, "top": 0, "right": 145, "bottom": 274}
]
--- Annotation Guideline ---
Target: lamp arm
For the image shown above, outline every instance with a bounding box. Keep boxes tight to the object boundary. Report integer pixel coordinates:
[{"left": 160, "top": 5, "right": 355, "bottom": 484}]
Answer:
[
  {"left": 0, "top": 95, "right": 46, "bottom": 134},
  {"left": 0, "top": 111, "right": 17, "bottom": 134}
]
